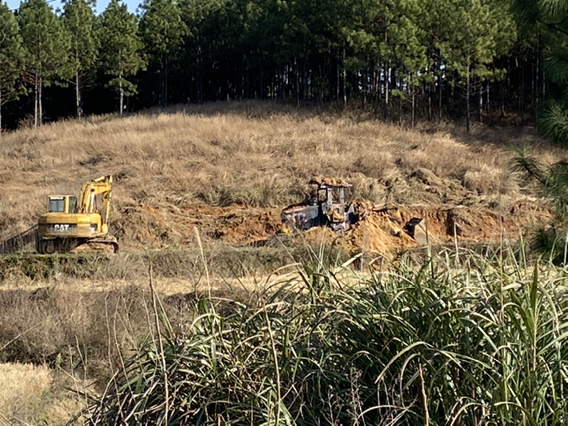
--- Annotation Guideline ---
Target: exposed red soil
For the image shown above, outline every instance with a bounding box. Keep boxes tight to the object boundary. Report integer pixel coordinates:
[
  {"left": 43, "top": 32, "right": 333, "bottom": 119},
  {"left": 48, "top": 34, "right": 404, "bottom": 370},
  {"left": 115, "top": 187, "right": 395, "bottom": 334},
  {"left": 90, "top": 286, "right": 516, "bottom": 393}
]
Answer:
[
  {"left": 341, "top": 199, "right": 551, "bottom": 255},
  {"left": 113, "top": 197, "right": 551, "bottom": 254},
  {"left": 115, "top": 203, "right": 283, "bottom": 248}
]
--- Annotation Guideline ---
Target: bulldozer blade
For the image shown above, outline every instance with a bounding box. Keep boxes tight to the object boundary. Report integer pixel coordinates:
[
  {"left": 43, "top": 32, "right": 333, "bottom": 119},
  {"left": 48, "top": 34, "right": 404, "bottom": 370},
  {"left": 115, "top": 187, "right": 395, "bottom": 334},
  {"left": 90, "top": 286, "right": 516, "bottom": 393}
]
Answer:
[{"left": 403, "top": 218, "right": 429, "bottom": 245}]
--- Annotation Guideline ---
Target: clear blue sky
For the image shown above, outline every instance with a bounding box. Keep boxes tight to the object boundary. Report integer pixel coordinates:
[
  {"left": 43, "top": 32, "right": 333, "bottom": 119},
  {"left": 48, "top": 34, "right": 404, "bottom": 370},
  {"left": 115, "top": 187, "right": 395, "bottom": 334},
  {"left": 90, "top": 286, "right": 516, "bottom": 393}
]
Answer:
[{"left": 4, "top": 0, "right": 140, "bottom": 14}]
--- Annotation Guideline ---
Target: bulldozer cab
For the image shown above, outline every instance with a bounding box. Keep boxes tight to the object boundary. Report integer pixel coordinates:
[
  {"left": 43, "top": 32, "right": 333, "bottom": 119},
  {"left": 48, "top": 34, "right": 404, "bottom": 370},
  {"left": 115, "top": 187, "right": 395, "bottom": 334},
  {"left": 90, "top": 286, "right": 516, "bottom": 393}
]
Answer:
[
  {"left": 317, "top": 184, "right": 348, "bottom": 213},
  {"left": 48, "top": 195, "right": 78, "bottom": 213}
]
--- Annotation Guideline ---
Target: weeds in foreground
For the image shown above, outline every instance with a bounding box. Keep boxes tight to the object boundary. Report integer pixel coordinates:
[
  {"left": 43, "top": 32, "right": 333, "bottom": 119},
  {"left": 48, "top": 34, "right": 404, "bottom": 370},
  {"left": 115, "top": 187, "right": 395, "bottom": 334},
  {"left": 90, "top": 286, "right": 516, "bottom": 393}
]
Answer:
[{"left": 82, "top": 246, "right": 568, "bottom": 425}]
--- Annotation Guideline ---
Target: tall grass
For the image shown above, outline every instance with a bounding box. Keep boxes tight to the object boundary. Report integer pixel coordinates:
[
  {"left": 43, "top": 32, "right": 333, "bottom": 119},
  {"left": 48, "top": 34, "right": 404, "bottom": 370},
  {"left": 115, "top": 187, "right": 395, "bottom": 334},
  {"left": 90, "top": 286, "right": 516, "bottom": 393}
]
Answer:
[{"left": 82, "top": 246, "right": 568, "bottom": 425}]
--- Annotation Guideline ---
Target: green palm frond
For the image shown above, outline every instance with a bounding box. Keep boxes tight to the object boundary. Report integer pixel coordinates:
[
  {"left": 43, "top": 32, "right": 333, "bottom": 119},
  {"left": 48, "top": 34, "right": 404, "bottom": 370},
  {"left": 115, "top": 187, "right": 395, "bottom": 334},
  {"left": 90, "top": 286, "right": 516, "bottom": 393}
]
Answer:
[
  {"left": 510, "top": 0, "right": 542, "bottom": 28},
  {"left": 542, "top": 160, "right": 568, "bottom": 218}
]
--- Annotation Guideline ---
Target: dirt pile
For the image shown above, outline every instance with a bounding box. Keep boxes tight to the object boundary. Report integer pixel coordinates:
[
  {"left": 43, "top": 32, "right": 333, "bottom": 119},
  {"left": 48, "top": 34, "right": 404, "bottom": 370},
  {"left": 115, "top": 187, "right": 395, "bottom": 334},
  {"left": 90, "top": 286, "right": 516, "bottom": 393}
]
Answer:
[
  {"left": 339, "top": 198, "right": 551, "bottom": 255},
  {"left": 342, "top": 209, "right": 416, "bottom": 254},
  {"left": 113, "top": 203, "right": 283, "bottom": 249},
  {"left": 109, "top": 194, "right": 550, "bottom": 255},
  {"left": 309, "top": 176, "right": 351, "bottom": 186}
]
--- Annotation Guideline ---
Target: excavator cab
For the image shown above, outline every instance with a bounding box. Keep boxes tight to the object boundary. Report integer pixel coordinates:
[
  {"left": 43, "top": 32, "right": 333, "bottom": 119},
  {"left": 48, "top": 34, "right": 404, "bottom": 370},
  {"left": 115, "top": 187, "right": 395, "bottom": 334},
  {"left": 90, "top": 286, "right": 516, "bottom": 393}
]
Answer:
[{"left": 48, "top": 196, "right": 78, "bottom": 213}]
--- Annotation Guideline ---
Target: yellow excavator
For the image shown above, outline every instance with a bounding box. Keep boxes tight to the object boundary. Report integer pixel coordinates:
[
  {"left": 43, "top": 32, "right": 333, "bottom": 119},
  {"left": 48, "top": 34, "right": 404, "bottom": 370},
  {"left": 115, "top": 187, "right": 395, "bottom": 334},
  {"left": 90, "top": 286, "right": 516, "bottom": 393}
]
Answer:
[{"left": 36, "top": 175, "right": 119, "bottom": 254}]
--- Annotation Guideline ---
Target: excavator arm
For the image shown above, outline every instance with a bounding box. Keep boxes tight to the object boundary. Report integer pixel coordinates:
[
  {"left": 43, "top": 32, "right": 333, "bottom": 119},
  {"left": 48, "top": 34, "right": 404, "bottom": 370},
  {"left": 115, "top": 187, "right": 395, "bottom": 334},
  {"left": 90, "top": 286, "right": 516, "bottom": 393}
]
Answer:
[{"left": 78, "top": 175, "right": 113, "bottom": 221}]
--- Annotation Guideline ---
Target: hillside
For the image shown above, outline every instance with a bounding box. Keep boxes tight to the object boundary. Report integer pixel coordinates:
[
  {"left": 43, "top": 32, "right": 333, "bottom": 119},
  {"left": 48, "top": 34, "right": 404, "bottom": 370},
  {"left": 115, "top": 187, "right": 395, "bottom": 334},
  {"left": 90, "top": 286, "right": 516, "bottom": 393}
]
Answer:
[
  {"left": 1, "top": 101, "right": 567, "bottom": 425},
  {"left": 0, "top": 101, "right": 561, "bottom": 252}
]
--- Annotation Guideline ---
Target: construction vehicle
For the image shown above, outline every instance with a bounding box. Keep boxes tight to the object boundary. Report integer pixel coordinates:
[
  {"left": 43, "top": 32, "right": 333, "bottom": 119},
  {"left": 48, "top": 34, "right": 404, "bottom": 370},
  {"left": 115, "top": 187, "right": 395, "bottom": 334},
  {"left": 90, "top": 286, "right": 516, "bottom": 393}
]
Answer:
[
  {"left": 281, "top": 177, "right": 428, "bottom": 244},
  {"left": 281, "top": 179, "right": 358, "bottom": 233},
  {"left": 36, "top": 175, "right": 119, "bottom": 254}
]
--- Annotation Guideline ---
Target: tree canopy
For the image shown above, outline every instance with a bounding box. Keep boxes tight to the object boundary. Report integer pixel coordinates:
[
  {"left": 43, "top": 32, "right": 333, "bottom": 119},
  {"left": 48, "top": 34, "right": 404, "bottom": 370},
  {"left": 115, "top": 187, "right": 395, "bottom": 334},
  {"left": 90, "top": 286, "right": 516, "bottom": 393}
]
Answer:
[
  {"left": 0, "top": 0, "right": 564, "bottom": 136},
  {"left": 0, "top": 2, "right": 24, "bottom": 132}
]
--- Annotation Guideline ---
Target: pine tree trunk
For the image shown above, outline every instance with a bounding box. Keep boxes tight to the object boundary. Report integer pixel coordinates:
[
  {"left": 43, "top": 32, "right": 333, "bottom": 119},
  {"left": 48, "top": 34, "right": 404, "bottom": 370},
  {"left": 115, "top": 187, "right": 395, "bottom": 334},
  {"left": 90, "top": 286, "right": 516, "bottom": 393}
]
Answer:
[
  {"left": 336, "top": 51, "right": 340, "bottom": 102},
  {"left": 486, "top": 80, "right": 490, "bottom": 115},
  {"left": 119, "top": 76, "right": 124, "bottom": 116},
  {"left": 373, "top": 65, "right": 379, "bottom": 114},
  {"left": 535, "top": 34, "right": 540, "bottom": 125},
  {"left": 428, "top": 82, "right": 432, "bottom": 121},
  {"left": 246, "top": 59, "right": 250, "bottom": 99},
  {"left": 466, "top": 60, "right": 471, "bottom": 133},
  {"left": 260, "top": 60, "right": 264, "bottom": 100},
  {"left": 160, "top": 60, "right": 165, "bottom": 107},
  {"left": 164, "top": 55, "right": 168, "bottom": 107},
  {"left": 241, "top": 55, "right": 245, "bottom": 99},
  {"left": 342, "top": 48, "right": 347, "bottom": 109},
  {"left": 39, "top": 75, "right": 43, "bottom": 127},
  {"left": 197, "top": 45, "right": 203, "bottom": 102},
  {"left": 520, "top": 56, "right": 525, "bottom": 122},
  {"left": 280, "top": 67, "right": 285, "bottom": 100},
  {"left": 438, "top": 62, "right": 442, "bottom": 121},
  {"left": 411, "top": 77, "right": 415, "bottom": 128},
  {"left": 271, "top": 66, "right": 275, "bottom": 101},
  {"left": 362, "top": 67, "right": 367, "bottom": 111},
  {"left": 75, "top": 46, "right": 82, "bottom": 118},
  {"left": 34, "top": 73, "right": 39, "bottom": 128},
  {"left": 76, "top": 71, "right": 82, "bottom": 118},
  {"left": 384, "top": 65, "right": 389, "bottom": 120},
  {"left": 477, "top": 80, "right": 483, "bottom": 123},
  {"left": 295, "top": 57, "right": 299, "bottom": 107},
  {"left": 500, "top": 81, "right": 505, "bottom": 117},
  {"left": 302, "top": 59, "right": 307, "bottom": 102},
  {"left": 399, "top": 95, "right": 402, "bottom": 125}
]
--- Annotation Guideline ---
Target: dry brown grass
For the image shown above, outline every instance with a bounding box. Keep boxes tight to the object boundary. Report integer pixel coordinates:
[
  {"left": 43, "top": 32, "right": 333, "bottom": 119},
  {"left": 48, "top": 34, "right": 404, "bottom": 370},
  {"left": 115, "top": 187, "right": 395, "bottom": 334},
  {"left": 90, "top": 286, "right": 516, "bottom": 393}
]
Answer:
[
  {"left": 0, "top": 267, "right": 314, "bottom": 424},
  {"left": 0, "top": 363, "right": 94, "bottom": 425},
  {"left": 0, "top": 362, "right": 52, "bottom": 424},
  {"left": 0, "top": 100, "right": 562, "bottom": 249}
]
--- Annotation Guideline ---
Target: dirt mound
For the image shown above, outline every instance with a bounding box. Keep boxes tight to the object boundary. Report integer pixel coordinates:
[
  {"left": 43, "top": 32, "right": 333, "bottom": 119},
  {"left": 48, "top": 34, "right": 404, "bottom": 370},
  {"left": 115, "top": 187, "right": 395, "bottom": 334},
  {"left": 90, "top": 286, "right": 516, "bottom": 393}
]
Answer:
[
  {"left": 341, "top": 210, "right": 416, "bottom": 254},
  {"left": 114, "top": 203, "right": 283, "bottom": 249},
  {"left": 337, "top": 198, "right": 550, "bottom": 256},
  {"left": 309, "top": 176, "right": 351, "bottom": 186},
  {"left": 110, "top": 194, "right": 550, "bottom": 257}
]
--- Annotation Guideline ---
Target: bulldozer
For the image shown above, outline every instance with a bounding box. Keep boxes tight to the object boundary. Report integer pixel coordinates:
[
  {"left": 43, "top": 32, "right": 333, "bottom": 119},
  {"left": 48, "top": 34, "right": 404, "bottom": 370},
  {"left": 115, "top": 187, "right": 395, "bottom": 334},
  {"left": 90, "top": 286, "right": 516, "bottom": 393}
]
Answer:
[
  {"left": 281, "top": 179, "right": 358, "bottom": 233},
  {"left": 35, "top": 175, "right": 119, "bottom": 254},
  {"left": 281, "top": 177, "right": 428, "bottom": 245}
]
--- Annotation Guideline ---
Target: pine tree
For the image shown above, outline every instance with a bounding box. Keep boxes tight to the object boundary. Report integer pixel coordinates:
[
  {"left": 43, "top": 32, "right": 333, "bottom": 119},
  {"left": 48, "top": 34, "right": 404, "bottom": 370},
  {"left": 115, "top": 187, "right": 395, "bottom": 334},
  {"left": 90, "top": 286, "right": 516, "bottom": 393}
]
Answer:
[
  {"left": 62, "top": 0, "right": 98, "bottom": 118},
  {"left": 344, "top": 0, "right": 426, "bottom": 120},
  {"left": 0, "top": 2, "right": 24, "bottom": 133},
  {"left": 513, "top": 0, "right": 568, "bottom": 145},
  {"left": 178, "top": 0, "right": 226, "bottom": 102},
  {"left": 435, "top": 0, "right": 515, "bottom": 132},
  {"left": 513, "top": 147, "right": 568, "bottom": 263},
  {"left": 140, "top": 0, "right": 185, "bottom": 107},
  {"left": 18, "top": 0, "right": 71, "bottom": 127},
  {"left": 98, "top": 0, "right": 146, "bottom": 115}
]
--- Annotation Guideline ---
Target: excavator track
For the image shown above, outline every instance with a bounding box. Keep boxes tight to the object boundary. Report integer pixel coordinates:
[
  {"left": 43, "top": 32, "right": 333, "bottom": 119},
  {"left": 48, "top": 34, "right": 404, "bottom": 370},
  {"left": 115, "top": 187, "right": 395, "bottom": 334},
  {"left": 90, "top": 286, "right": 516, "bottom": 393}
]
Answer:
[
  {"left": 1, "top": 228, "right": 119, "bottom": 255},
  {"left": 70, "top": 237, "right": 119, "bottom": 254},
  {"left": 35, "top": 236, "right": 119, "bottom": 254}
]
